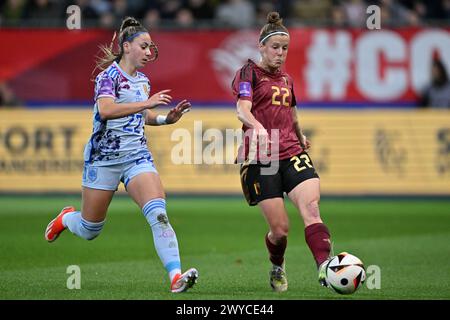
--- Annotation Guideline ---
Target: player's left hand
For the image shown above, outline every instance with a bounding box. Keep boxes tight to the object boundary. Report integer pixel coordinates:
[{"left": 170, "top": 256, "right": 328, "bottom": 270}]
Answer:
[
  {"left": 301, "top": 134, "right": 311, "bottom": 151},
  {"left": 166, "top": 100, "right": 192, "bottom": 124}
]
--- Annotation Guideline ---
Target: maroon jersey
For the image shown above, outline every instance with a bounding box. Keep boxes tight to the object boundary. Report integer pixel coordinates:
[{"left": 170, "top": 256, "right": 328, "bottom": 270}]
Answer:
[{"left": 232, "top": 59, "right": 302, "bottom": 161}]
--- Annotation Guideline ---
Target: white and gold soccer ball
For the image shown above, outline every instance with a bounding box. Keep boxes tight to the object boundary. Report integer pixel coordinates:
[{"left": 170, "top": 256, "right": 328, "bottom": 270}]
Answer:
[{"left": 326, "top": 252, "right": 366, "bottom": 295}]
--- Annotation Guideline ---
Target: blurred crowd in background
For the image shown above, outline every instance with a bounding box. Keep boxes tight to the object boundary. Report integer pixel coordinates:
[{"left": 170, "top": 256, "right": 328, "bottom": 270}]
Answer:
[{"left": 1, "top": 0, "right": 450, "bottom": 29}]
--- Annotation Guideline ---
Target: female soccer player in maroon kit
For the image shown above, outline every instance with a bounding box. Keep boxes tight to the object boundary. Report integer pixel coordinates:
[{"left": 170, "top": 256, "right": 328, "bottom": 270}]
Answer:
[{"left": 233, "top": 12, "right": 333, "bottom": 292}]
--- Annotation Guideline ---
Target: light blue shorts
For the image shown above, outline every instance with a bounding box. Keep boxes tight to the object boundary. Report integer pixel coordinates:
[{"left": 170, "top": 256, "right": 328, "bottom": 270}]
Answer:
[{"left": 82, "top": 154, "right": 158, "bottom": 191}]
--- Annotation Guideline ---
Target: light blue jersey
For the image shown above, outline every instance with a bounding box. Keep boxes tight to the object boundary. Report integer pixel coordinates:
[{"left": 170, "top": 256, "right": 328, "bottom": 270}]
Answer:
[{"left": 84, "top": 61, "right": 151, "bottom": 165}]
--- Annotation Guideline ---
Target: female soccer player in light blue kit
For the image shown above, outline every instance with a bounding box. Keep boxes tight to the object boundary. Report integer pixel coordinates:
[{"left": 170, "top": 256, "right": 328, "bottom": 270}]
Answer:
[{"left": 44, "top": 17, "right": 198, "bottom": 293}]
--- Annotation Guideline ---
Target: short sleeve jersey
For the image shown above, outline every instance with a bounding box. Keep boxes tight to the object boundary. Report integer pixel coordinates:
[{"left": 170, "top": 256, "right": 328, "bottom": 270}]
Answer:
[
  {"left": 232, "top": 59, "right": 302, "bottom": 161},
  {"left": 84, "top": 61, "right": 151, "bottom": 165}
]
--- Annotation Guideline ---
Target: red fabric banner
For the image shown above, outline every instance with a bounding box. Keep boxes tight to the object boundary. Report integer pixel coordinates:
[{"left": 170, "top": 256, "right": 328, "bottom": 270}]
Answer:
[{"left": 1, "top": 28, "right": 449, "bottom": 105}]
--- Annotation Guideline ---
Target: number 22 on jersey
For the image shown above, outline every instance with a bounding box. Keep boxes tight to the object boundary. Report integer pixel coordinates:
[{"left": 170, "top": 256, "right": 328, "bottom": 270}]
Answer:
[
  {"left": 123, "top": 114, "right": 143, "bottom": 134},
  {"left": 271, "top": 86, "right": 290, "bottom": 107}
]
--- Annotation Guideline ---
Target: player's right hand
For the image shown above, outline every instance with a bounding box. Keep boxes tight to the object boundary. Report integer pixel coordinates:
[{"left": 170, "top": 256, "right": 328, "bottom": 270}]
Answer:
[
  {"left": 147, "top": 89, "right": 172, "bottom": 108},
  {"left": 254, "top": 122, "right": 270, "bottom": 142},
  {"left": 253, "top": 122, "right": 272, "bottom": 157}
]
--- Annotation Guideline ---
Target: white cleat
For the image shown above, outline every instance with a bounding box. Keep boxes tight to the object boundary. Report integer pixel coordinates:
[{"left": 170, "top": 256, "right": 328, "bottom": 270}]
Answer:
[
  {"left": 270, "top": 265, "right": 288, "bottom": 292},
  {"left": 170, "top": 268, "right": 199, "bottom": 293},
  {"left": 318, "top": 258, "right": 332, "bottom": 288}
]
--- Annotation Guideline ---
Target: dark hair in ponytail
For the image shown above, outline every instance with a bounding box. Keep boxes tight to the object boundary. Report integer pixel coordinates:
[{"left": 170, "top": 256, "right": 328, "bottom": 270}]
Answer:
[
  {"left": 259, "top": 12, "right": 289, "bottom": 44},
  {"left": 94, "top": 17, "right": 158, "bottom": 73}
]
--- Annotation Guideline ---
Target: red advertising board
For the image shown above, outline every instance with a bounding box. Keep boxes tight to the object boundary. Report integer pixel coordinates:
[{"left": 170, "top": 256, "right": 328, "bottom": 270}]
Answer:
[{"left": 1, "top": 27, "right": 449, "bottom": 106}]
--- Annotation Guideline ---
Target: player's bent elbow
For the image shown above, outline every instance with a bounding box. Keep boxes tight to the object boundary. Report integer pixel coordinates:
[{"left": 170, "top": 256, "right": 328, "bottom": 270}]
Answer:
[
  {"left": 97, "top": 99, "right": 116, "bottom": 120},
  {"left": 97, "top": 107, "right": 112, "bottom": 121}
]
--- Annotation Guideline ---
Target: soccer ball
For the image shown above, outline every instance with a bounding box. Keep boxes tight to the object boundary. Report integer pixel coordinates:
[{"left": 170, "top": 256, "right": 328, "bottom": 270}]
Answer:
[{"left": 325, "top": 252, "right": 366, "bottom": 295}]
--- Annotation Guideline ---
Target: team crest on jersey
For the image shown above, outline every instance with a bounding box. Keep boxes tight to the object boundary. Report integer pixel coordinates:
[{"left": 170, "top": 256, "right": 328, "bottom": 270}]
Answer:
[
  {"left": 282, "top": 76, "right": 288, "bottom": 86},
  {"left": 143, "top": 84, "right": 149, "bottom": 97},
  {"left": 87, "top": 167, "right": 98, "bottom": 182}
]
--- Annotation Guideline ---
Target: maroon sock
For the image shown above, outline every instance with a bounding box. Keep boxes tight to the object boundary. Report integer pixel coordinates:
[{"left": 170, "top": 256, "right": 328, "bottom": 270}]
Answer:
[
  {"left": 305, "top": 223, "right": 331, "bottom": 268},
  {"left": 265, "top": 233, "right": 287, "bottom": 267}
]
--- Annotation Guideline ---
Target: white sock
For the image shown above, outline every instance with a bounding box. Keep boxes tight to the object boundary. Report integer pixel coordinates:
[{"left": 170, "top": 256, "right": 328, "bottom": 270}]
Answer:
[
  {"left": 62, "top": 211, "right": 105, "bottom": 240},
  {"left": 142, "top": 198, "right": 181, "bottom": 282}
]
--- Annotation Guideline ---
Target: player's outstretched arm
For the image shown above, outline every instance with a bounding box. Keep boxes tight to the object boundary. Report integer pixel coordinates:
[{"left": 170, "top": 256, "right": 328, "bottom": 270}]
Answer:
[
  {"left": 145, "top": 100, "right": 191, "bottom": 126},
  {"left": 97, "top": 90, "right": 172, "bottom": 120}
]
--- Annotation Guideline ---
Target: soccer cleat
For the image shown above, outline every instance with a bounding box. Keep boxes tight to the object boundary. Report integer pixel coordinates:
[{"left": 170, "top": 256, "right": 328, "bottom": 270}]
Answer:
[
  {"left": 270, "top": 264, "right": 288, "bottom": 292},
  {"left": 318, "top": 241, "right": 335, "bottom": 288},
  {"left": 45, "top": 206, "right": 75, "bottom": 242},
  {"left": 318, "top": 257, "right": 332, "bottom": 288},
  {"left": 170, "top": 268, "right": 199, "bottom": 293}
]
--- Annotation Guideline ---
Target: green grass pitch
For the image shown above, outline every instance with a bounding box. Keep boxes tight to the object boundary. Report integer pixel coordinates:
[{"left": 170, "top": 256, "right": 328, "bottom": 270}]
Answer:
[{"left": 0, "top": 196, "right": 449, "bottom": 300}]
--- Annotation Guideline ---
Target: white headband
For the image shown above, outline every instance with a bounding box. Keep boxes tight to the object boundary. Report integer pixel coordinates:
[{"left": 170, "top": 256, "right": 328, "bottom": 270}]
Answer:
[{"left": 259, "top": 31, "right": 290, "bottom": 44}]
